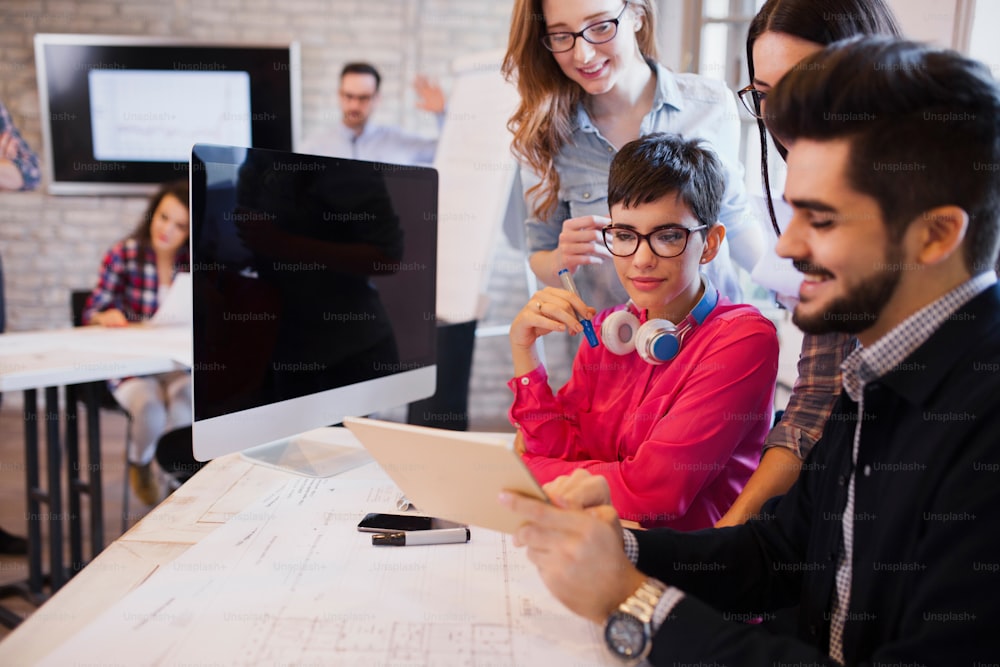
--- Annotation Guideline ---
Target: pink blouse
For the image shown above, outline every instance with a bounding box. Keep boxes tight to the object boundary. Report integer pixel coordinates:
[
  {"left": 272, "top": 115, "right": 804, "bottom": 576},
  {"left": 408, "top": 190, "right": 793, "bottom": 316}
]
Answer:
[{"left": 508, "top": 299, "right": 779, "bottom": 530}]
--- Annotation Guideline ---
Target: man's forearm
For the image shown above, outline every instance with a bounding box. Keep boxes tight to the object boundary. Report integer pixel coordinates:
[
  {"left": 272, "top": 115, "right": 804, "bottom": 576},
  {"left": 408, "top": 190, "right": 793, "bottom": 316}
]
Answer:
[
  {"left": 715, "top": 447, "right": 802, "bottom": 527},
  {"left": 529, "top": 249, "right": 562, "bottom": 287}
]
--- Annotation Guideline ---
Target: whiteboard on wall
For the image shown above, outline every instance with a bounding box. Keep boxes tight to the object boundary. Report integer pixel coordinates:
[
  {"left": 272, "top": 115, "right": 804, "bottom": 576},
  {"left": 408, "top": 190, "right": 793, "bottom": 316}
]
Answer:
[{"left": 433, "top": 49, "right": 520, "bottom": 323}]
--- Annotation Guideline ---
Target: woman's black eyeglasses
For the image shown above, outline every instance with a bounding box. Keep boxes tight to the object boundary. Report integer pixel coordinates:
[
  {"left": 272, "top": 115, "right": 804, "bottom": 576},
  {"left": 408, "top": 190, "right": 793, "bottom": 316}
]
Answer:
[
  {"left": 602, "top": 224, "right": 708, "bottom": 259},
  {"left": 738, "top": 84, "right": 767, "bottom": 119},
  {"left": 541, "top": 2, "right": 630, "bottom": 53}
]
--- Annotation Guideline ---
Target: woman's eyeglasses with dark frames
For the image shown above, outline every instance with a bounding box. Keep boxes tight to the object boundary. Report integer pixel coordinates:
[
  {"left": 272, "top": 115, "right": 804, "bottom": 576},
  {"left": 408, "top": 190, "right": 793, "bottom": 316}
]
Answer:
[
  {"left": 738, "top": 84, "right": 768, "bottom": 119},
  {"left": 541, "top": 2, "right": 630, "bottom": 53},
  {"left": 602, "top": 224, "right": 708, "bottom": 259}
]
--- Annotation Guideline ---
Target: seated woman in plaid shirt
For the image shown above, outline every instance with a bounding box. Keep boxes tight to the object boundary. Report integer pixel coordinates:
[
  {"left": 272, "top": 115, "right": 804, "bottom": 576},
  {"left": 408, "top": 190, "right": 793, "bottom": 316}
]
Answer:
[{"left": 82, "top": 180, "right": 191, "bottom": 506}]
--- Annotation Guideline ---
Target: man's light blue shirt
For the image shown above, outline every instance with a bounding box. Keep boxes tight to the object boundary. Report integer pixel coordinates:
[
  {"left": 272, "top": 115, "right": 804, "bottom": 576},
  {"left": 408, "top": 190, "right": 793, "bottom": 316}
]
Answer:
[{"left": 302, "top": 120, "right": 438, "bottom": 167}]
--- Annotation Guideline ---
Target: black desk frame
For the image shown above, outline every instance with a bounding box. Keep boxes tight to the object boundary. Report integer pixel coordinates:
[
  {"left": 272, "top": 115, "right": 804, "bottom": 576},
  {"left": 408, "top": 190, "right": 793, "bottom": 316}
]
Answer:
[{"left": 0, "top": 384, "right": 106, "bottom": 628}]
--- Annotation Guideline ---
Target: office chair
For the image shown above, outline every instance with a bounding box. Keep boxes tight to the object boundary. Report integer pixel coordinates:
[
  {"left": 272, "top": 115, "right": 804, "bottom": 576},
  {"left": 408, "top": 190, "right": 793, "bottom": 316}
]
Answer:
[{"left": 70, "top": 290, "right": 135, "bottom": 533}]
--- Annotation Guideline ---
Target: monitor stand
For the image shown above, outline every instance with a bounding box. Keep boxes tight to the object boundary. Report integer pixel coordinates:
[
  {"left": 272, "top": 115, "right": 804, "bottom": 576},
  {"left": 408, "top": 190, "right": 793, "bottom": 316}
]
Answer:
[{"left": 240, "top": 426, "right": 373, "bottom": 478}]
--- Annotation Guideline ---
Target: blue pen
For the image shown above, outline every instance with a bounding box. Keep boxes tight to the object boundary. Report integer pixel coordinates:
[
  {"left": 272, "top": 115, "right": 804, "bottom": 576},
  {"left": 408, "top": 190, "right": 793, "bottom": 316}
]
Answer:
[{"left": 558, "top": 268, "right": 599, "bottom": 348}]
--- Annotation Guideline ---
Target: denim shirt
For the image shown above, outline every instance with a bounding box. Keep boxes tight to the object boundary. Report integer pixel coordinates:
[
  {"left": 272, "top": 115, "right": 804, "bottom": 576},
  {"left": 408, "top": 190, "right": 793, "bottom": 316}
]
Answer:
[{"left": 521, "top": 62, "right": 760, "bottom": 309}]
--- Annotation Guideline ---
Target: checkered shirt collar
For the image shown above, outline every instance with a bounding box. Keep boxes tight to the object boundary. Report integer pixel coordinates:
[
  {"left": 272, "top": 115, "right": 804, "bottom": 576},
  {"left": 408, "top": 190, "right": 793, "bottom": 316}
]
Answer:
[{"left": 842, "top": 271, "right": 998, "bottom": 402}]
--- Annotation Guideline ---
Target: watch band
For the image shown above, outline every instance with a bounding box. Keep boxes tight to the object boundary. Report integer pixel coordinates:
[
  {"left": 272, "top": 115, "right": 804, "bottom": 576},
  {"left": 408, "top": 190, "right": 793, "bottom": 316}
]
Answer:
[
  {"left": 619, "top": 578, "right": 668, "bottom": 622},
  {"left": 605, "top": 578, "right": 669, "bottom": 664}
]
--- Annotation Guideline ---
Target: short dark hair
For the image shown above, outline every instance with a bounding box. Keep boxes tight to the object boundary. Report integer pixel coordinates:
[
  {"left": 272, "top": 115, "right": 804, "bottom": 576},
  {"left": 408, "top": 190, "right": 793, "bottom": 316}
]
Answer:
[
  {"left": 608, "top": 133, "right": 725, "bottom": 230},
  {"left": 340, "top": 62, "right": 381, "bottom": 91},
  {"left": 747, "top": 0, "right": 901, "bottom": 236},
  {"left": 766, "top": 37, "right": 1000, "bottom": 274},
  {"left": 130, "top": 179, "right": 189, "bottom": 248}
]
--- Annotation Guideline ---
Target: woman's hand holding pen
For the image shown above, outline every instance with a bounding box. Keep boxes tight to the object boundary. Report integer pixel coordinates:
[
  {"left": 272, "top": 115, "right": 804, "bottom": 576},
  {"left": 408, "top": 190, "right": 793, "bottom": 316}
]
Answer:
[
  {"left": 554, "top": 215, "right": 611, "bottom": 275},
  {"left": 510, "top": 287, "right": 595, "bottom": 350},
  {"left": 510, "top": 287, "right": 595, "bottom": 378}
]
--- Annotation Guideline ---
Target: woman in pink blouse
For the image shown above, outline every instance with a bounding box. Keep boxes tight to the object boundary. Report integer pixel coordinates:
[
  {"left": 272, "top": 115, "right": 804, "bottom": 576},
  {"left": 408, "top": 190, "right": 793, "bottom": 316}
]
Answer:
[{"left": 508, "top": 134, "right": 778, "bottom": 529}]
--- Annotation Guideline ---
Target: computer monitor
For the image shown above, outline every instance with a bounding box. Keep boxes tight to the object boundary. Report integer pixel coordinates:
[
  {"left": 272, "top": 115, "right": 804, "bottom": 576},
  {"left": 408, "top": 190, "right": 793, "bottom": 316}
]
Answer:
[{"left": 189, "top": 144, "right": 437, "bottom": 472}]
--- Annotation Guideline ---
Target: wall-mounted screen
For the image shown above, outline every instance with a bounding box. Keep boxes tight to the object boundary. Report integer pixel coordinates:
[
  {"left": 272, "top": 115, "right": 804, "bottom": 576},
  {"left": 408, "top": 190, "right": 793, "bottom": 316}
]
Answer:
[{"left": 34, "top": 34, "right": 300, "bottom": 195}]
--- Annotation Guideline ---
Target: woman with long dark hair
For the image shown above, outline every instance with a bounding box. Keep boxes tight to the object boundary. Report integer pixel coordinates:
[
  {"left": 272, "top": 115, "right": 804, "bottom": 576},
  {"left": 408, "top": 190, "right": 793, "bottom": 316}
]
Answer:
[{"left": 715, "top": 0, "right": 902, "bottom": 526}]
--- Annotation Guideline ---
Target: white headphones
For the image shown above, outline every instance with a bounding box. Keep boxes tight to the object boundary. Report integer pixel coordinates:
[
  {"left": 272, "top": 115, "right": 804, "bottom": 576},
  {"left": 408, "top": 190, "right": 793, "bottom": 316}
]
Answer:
[{"left": 600, "top": 277, "right": 719, "bottom": 365}]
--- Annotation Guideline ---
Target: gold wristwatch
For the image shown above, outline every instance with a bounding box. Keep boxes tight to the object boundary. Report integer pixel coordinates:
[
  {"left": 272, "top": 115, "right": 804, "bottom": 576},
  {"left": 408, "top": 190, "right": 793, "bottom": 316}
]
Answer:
[{"left": 604, "top": 578, "right": 667, "bottom": 663}]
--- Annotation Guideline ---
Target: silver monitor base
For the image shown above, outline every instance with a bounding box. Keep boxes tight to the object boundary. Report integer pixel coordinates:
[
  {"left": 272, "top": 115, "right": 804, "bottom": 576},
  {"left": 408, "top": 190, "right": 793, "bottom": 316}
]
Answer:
[{"left": 240, "top": 427, "right": 373, "bottom": 478}]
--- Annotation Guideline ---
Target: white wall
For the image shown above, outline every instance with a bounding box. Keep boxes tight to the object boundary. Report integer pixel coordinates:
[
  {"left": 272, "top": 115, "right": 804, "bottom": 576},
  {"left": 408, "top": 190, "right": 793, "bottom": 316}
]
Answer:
[
  {"left": 888, "top": 0, "right": 960, "bottom": 47},
  {"left": 969, "top": 0, "right": 1000, "bottom": 78}
]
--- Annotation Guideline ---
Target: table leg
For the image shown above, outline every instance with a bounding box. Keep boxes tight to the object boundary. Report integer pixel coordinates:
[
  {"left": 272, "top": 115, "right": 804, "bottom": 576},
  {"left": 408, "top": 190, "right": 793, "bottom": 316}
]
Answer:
[
  {"left": 22, "top": 389, "right": 43, "bottom": 595},
  {"left": 65, "top": 385, "right": 83, "bottom": 573},
  {"left": 44, "top": 387, "right": 65, "bottom": 591},
  {"left": 2, "top": 388, "right": 50, "bottom": 628},
  {"left": 80, "top": 384, "right": 105, "bottom": 558},
  {"left": 2, "top": 384, "right": 105, "bottom": 628}
]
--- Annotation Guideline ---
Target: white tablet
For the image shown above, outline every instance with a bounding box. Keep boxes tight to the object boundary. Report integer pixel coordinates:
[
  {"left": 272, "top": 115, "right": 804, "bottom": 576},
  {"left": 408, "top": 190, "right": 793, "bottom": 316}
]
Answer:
[{"left": 343, "top": 416, "right": 548, "bottom": 534}]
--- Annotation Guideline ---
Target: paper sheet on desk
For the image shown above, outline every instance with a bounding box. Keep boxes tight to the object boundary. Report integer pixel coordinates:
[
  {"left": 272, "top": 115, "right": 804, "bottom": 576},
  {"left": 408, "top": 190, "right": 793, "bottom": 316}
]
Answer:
[
  {"left": 149, "top": 272, "right": 192, "bottom": 327},
  {"left": 39, "top": 476, "right": 617, "bottom": 666}
]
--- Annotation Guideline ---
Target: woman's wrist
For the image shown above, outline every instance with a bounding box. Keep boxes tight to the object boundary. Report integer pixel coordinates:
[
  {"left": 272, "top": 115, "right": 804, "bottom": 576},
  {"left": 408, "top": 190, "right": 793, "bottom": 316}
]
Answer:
[{"left": 511, "top": 344, "right": 541, "bottom": 378}]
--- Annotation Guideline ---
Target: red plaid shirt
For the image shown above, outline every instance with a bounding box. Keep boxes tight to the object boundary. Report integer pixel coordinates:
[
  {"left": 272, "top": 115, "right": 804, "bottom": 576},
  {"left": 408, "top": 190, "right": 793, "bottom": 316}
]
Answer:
[{"left": 82, "top": 238, "right": 189, "bottom": 325}]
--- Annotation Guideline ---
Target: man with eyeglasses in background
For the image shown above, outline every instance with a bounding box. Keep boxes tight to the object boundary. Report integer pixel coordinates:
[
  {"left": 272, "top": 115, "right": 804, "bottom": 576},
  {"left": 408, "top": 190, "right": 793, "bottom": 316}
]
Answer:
[
  {"left": 302, "top": 62, "right": 445, "bottom": 167},
  {"left": 303, "top": 61, "right": 484, "bottom": 433}
]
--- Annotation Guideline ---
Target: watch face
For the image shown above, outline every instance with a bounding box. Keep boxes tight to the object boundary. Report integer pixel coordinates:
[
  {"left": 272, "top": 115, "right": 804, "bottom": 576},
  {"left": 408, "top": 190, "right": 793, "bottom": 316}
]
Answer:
[{"left": 605, "top": 611, "right": 648, "bottom": 660}]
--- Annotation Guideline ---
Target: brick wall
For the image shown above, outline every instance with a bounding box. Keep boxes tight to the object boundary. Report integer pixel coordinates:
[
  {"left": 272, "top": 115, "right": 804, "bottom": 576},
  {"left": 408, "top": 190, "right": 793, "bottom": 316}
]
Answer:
[
  {"left": 0, "top": 0, "right": 530, "bottom": 427},
  {"left": 0, "top": 0, "right": 515, "bottom": 328}
]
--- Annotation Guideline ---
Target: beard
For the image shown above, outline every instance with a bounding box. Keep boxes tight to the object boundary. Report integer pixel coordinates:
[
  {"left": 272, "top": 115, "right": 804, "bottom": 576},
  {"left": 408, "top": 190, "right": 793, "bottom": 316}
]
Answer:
[{"left": 791, "top": 249, "right": 903, "bottom": 336}]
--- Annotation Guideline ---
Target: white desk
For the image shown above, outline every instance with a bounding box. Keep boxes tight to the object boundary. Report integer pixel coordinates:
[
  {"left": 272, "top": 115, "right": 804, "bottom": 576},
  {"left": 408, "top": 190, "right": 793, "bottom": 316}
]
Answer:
[
  {"left": 0, "top": 451, "right": 618, "bottom": 666},
  {"left": 0, "top": 325, "right": 189, "bottom": 610},
  {"left": 0, "top": 325, "right": 189, "bottom": 390}
]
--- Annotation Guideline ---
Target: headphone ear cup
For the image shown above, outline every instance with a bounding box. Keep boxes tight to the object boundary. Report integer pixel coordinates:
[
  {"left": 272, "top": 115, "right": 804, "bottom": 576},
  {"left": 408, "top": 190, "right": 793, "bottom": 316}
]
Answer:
[
  {"left": 600, "top": 310, "right": 640, "bottom": 356},
  {"left": 634, "top": 318, "right": 679, "bottom": 365}
]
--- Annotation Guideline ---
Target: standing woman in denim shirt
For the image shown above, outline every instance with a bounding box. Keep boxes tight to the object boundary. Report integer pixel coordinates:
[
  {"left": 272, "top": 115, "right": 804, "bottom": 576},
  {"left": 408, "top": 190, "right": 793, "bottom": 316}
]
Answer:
[{"left": 503, "top": 0, "right": 765, "bottom": 315}]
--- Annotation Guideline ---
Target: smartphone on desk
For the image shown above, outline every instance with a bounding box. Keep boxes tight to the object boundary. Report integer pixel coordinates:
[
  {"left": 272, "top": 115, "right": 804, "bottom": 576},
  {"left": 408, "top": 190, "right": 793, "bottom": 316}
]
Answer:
[{"left": 357, "top": 512, "right": 465, "bottom": 534}]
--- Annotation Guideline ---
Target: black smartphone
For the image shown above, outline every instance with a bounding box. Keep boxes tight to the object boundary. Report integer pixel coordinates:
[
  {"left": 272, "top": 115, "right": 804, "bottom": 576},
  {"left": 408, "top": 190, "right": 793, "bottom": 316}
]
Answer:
[{"left": 357, "top": 512, "right": 465, "bottom": 533}]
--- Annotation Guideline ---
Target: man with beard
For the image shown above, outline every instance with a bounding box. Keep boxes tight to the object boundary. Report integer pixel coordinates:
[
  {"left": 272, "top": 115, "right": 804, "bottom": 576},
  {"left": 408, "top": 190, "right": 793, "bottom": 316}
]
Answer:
[{"left": 499, "top": 37, "right": 1000, "bottom": 665}]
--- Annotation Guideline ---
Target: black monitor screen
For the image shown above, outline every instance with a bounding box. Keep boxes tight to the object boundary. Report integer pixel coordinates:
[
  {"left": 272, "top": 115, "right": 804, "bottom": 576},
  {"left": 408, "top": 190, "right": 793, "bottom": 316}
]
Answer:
[
  {"left": 190, "top": 144, "right": 437, "bottom": 422},
  {"left": 35, "top": 34, "right": 299, "bottom": 195}
]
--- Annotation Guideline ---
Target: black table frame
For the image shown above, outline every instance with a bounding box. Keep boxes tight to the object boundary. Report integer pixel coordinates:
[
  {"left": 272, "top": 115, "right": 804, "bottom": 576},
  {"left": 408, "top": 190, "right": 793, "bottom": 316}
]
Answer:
[{"left": 0, "top": 384, "right": 106, "bottom": 628}]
